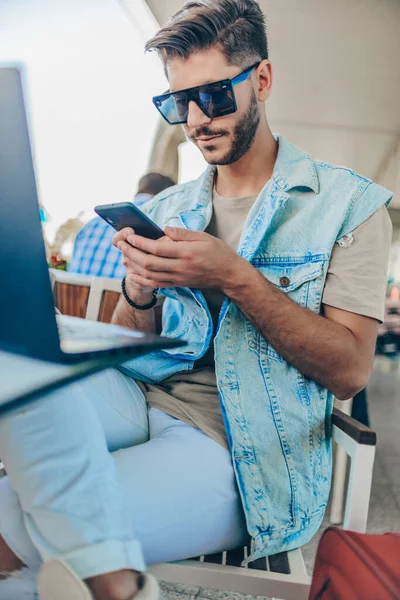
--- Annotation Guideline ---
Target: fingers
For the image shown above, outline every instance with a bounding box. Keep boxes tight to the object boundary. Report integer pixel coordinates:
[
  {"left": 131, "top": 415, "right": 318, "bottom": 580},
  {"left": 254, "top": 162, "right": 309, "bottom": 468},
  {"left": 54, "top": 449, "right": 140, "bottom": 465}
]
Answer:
[
  {"left": 125, "top": 260, "right": 177, "bottom": 284},
  {"left": 164, "top": 226, "right": 205, "bottom": 242},
  {"left": 118, "top": 241, "right": 181, "bottom": 286},
  {"left": 126, "top": 234, "right": 184, "bottom": 258},
  {"left": 117, "top": 241, "right": 178, "bottom": 273},
  {"left": 111, "top": 227, "right": 135, "bottom": 248},
  {"left": 115, "top": 230, "right": 194, "bottom": 288}
]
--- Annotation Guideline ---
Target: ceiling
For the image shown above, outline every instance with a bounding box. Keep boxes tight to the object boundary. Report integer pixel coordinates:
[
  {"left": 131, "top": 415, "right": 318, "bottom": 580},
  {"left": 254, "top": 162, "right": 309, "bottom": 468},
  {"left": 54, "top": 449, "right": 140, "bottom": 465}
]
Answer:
[{"left": 144, "top": 0, "right": 400, "bottom": 209}]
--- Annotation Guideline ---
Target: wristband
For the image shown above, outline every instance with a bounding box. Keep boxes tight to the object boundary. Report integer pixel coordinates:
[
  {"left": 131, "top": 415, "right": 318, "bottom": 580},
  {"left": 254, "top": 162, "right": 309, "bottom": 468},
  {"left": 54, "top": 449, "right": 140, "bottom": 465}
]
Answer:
[{"left": 121, "top": 276, "right": 158, "bottom": 310}]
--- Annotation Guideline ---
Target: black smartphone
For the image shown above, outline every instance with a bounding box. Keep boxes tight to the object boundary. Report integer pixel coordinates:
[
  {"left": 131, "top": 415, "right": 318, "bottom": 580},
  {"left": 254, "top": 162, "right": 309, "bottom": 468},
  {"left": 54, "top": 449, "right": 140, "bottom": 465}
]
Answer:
[{"left": 94, "top": 202, "right": 164, "bottom": 240}]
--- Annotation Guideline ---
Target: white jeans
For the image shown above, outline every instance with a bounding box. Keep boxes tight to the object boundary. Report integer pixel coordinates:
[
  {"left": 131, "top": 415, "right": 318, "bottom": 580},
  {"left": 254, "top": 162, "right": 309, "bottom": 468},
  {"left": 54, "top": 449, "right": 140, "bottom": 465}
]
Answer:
[{"left": 0, "top": 368, "right": 248, "bottom": 597}]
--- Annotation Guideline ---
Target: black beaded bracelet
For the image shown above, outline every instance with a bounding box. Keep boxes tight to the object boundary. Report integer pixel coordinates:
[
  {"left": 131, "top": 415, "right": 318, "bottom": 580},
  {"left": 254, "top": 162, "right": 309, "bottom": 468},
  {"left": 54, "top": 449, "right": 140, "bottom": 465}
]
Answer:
[{"left": 121, "top": 276, "right": 158, "bottom": 310}]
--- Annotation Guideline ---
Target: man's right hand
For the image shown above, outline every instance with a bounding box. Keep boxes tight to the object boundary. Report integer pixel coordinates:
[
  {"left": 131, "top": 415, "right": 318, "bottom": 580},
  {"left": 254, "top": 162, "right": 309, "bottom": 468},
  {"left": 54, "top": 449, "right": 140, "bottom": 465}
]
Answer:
[
  {"left": 112, "top": 228, "right": 155, "bottom": 301},
  {"left": 111, "top": 227, "right": 158, "bottom": 331}
]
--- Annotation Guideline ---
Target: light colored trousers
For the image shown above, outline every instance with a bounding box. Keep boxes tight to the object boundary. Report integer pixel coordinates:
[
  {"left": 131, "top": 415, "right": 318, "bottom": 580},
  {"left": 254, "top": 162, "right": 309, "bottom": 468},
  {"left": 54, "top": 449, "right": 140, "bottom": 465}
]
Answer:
[{"left": 0, "top": 368, "right": 248, "bottom": 597}]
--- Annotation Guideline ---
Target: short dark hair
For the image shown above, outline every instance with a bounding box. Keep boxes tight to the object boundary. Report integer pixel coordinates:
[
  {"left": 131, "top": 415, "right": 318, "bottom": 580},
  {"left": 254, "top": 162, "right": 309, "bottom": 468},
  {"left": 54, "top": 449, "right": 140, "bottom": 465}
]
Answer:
[
  {"left": 137, "top": 172, "right": 176, "bottom": 196},
  {"left": 145, "top": 0, "right": 268, "bottom": 69}
]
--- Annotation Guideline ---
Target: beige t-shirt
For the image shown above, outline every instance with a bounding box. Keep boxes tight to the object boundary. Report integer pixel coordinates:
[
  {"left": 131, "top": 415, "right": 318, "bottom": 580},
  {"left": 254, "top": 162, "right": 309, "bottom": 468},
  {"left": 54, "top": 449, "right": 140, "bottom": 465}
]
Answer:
[{"left": 142, "top": 189, "right": 392, "bottom": 449}]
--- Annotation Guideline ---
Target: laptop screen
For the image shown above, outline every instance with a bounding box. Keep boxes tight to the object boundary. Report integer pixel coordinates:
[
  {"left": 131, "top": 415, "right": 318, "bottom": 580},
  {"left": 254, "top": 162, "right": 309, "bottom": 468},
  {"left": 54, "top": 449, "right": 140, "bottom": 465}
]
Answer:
[{"left": 0, "top": 67, "right": 61, "bottom": 360}]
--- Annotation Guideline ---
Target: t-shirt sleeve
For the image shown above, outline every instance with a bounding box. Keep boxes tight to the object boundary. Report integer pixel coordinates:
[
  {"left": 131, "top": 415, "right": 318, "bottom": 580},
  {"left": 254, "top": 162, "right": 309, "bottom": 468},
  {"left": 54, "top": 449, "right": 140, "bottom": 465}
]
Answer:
[{"left": 322, "top": 206, "right": 392, "bottom": 322}]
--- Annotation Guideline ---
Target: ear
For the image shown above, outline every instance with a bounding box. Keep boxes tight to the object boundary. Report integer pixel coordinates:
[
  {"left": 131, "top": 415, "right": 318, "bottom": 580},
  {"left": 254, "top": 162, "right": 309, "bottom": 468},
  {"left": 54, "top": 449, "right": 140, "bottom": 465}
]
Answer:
[{"left": 256, "top": 59, "right": 273, "bottom": 102}]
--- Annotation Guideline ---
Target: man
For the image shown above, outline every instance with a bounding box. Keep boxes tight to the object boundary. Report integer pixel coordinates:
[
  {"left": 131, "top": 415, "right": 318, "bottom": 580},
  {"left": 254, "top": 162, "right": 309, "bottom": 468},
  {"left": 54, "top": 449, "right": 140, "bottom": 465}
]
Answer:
[
  {"left": 68, "top": 172, "right": 175, "bottom": 278},
  {"left": 0, "top": 1, "right": 393, "bottom": 599}
]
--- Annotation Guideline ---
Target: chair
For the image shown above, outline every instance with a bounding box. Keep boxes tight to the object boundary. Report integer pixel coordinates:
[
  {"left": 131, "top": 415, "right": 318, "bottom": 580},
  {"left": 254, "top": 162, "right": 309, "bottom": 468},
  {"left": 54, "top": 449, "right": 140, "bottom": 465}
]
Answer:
[
  {"left": 50, "top": 269, "right": 377, "bottom": 599},
  {"left": 330, "top": 397, "right": 353, "bottom": 525},
  {"left": 50, "top": 269, "right": 121, "bottom": 323}
]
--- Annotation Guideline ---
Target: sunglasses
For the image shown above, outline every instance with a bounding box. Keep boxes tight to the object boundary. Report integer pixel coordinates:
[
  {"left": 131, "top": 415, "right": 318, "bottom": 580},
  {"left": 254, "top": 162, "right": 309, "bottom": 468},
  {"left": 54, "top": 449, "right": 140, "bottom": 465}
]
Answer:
[{"left": 152, "top": 62, "right": 260, "bottom": 125}]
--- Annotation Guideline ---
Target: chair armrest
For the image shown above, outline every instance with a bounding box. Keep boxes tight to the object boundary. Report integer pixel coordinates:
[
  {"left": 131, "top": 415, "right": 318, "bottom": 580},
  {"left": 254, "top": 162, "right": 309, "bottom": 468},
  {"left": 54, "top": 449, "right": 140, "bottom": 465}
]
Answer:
[
  {"left": 49, "top": 268, "right": 93, "bottom": 287},
  {"left": 332, "top": 407, "right": 376, "bottom": 446},
  {"left": 331, "top": 407, "right": 376, "bottom": 532}
]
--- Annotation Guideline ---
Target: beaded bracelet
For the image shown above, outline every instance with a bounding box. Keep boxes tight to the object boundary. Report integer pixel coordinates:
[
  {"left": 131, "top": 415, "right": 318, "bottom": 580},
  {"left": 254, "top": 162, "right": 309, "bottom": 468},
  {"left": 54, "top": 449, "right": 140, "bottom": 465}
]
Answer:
[{"left": 121, "top": 276, "right": 158, "bottom": 310}]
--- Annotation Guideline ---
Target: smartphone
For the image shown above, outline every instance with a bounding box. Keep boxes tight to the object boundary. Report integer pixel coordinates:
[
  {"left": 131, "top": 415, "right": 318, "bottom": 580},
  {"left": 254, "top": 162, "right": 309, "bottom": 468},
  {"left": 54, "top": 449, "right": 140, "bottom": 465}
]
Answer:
[{"left": 94, "top": 202, "right": 164, "bottom": 240}]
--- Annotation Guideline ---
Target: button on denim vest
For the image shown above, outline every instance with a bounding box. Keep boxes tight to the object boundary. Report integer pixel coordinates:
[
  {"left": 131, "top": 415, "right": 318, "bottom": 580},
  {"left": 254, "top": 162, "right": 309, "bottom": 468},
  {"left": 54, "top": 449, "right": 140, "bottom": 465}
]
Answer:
[{"left": 119, "top": 135, "right": 392, "bottom": 561}]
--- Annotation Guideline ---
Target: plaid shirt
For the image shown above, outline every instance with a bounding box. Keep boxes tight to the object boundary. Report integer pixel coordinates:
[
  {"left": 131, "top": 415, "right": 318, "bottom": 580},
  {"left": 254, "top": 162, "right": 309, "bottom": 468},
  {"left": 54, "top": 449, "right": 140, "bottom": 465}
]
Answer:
[
  {"left": 68, "top": 217, "right": 126, "bottom": 278},
  {"left": 68, "top": 195, "right": 152, "bottom": 278}
]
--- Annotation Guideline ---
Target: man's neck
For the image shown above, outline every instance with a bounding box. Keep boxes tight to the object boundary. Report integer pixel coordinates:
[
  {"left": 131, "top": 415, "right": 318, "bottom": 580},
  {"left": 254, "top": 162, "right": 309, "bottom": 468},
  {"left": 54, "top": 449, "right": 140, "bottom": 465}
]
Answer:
[{"left": 214, "top": 123, "right": 278, "bottom": 199}]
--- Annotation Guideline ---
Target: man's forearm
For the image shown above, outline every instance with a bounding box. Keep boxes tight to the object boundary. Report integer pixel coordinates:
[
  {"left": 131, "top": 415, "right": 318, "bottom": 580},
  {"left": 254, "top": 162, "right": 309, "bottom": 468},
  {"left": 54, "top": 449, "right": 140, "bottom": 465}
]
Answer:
[
  {"left": 111, "top": 289, "right": 156, "bottom": 333},
  {"left": 223, "top": 261, "right": 367, "bottom": 399}
]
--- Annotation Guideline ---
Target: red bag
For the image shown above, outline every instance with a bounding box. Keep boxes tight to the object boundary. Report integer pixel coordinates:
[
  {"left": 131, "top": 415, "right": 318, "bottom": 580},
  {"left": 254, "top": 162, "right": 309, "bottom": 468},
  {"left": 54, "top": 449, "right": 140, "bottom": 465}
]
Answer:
[{"left": 309, "top": 527, "right": 400, "bottom": 599}]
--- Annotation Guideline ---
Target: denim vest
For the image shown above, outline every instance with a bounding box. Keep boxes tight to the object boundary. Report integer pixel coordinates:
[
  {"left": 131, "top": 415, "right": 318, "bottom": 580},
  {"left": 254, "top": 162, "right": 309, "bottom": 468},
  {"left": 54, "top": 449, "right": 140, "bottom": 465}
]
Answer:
[{"left": 119, "top": 135, "right": 392, "bottom": 561}]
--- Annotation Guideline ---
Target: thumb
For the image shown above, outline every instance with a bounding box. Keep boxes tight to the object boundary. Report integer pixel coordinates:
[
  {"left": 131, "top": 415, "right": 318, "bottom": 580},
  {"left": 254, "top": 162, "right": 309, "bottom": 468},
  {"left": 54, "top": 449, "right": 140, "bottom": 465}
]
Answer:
[{"left": 165, "top": 226, "right": 202, "bottom": 241}]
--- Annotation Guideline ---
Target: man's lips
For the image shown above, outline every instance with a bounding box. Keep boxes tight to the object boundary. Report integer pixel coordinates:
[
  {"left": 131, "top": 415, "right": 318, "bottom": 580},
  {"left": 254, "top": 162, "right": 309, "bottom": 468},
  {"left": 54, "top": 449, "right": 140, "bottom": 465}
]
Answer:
[{"left": 195, "top": 134, "right": 224, "bottom": 143}]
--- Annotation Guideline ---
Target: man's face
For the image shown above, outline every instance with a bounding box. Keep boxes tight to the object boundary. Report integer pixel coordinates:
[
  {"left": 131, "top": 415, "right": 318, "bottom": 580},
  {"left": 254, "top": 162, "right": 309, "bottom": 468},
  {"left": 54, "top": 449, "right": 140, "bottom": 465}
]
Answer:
[{"left": 166, "top": 48, "right": 261, "bottom": 166}]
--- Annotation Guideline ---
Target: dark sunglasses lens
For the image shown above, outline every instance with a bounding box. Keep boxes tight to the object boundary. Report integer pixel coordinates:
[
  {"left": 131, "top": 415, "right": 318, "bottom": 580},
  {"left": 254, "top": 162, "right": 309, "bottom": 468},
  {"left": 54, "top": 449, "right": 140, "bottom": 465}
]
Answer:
[
  {"left": 174, "top": 93, "right": 189, "bottom": 121},
  {"left": 154, "top": 81, "right": 235, "bottom": 124},
  {"left": 155, "top": 93, "right": 188, "bottom": 124},
  {"left": 198, "top": 82, "right": 235, "bottom": 118}
]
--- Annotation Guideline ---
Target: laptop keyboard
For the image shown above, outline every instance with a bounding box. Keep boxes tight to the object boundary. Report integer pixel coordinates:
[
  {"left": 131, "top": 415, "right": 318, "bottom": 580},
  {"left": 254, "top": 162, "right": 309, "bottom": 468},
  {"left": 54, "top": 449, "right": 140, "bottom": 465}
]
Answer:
[{"left": 57, "top": 315, "right": 145, "bottom": 341}]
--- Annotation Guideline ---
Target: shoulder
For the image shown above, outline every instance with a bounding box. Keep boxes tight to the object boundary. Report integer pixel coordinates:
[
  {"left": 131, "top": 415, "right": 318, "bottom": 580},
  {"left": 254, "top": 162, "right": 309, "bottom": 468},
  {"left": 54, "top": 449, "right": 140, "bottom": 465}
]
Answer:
[
  {"left": 314, "top": 160, "right": 373, "bottom": 195},
  {"left": 313, "top": 160, "right": 393, "bottom": 232},
  {"left": 353, "top": 205, "right": 392, "bottom": 236},
  {"left": 73, "top": 217, "right": 109, "bottom": 246},
  {"left": 77, "top": 216, "right": 105, "bottom": 235}
]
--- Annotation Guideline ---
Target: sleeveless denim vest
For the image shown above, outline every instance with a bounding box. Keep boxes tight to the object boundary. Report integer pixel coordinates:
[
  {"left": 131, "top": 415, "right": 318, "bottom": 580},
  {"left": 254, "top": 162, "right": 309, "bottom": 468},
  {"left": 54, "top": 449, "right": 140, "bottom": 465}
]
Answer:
[{"left": 119, "top": 135, "right": 392, "bottom": 561}]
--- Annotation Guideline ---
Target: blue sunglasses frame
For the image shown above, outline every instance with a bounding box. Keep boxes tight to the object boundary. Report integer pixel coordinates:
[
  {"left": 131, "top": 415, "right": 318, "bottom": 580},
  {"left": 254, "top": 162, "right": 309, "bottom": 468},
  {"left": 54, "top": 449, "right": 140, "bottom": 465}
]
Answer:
[{"left": 152, "top": 62, "right": 260, "bottom": 125}]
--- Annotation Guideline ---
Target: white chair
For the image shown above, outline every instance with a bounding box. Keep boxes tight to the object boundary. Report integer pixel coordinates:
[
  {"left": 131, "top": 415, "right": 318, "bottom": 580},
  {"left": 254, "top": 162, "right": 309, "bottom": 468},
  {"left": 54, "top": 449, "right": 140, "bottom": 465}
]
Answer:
[
  {"left": 330, "top": 397, "right": 353, "bottom": 525},
  {"left": 50, "top": 269, "right": 122, "bottom": 322}
]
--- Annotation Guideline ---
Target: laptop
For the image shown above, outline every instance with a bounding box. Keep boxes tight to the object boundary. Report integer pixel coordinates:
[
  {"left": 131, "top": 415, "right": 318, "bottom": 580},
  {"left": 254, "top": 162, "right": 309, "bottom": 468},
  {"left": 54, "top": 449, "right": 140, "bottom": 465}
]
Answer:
[{"left": 0, "top": 66, "right": 185, "bottom": 363}]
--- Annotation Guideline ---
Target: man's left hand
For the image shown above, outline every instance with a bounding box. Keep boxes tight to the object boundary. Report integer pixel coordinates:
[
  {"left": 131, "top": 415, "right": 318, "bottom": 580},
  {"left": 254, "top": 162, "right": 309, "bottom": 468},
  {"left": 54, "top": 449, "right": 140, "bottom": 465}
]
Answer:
[{"left": 119, "top": 226, "right": 246, "bottom": 291}]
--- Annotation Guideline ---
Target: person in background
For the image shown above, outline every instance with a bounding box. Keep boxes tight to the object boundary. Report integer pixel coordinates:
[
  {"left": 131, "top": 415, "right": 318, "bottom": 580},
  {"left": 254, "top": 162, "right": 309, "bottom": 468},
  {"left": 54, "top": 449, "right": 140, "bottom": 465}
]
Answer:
[
  {"left": 133, "top": 173, "right": 176, "bottom": 207},
  {"left": 68, "top": 172, "right": 175, "bottom": 278}
]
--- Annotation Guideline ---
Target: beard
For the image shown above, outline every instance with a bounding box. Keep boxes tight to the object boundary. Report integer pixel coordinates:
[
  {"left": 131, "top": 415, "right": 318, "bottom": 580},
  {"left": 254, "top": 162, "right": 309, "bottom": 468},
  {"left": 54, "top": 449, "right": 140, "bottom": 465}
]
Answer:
[{"left": 191, "top": 89, "right": 260, "bottom": 166}]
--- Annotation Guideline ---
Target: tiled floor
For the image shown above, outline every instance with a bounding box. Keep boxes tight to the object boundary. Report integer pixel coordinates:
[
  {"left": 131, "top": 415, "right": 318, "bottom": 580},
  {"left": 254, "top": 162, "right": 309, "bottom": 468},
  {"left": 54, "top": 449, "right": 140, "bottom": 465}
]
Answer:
[{"left": 162, "top": 356, "right": 400, "bottom": 600}]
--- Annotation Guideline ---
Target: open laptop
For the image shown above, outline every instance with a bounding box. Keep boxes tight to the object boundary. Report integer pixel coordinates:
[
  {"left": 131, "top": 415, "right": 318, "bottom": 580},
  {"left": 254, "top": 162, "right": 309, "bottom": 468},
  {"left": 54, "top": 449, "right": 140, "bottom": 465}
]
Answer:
[{"left": 0, "top": 66, "right": 185, "bottom": 363}]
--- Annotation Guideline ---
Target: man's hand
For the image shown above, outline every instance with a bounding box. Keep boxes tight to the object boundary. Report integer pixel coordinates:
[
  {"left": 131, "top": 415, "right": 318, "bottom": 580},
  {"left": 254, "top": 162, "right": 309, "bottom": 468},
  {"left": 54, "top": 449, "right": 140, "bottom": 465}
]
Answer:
[
  {"left": 112, "top": 227, "right": 169, "bottom": 298},
  {"left": 112, "top": 226, "right": 243, "bottom": 292}
]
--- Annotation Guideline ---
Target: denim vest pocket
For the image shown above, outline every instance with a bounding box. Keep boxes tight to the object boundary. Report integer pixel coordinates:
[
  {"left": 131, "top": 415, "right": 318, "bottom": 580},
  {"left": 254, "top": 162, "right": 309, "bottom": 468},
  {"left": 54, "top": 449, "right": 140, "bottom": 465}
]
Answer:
[{"left": 248, "top": 259, "right": 326, "bottom": 362}]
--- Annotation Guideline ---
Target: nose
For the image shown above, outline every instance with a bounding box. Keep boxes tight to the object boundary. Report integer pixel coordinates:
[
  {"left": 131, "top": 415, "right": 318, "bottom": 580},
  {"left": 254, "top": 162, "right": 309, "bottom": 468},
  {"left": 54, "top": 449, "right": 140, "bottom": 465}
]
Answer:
[{"left": 186, "top": 100, "right": 212, "bottom": 130}]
